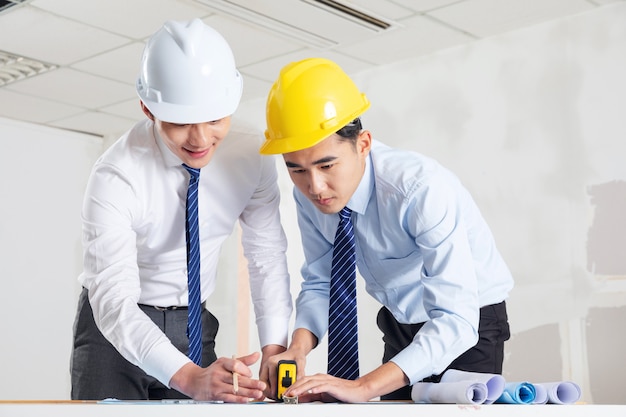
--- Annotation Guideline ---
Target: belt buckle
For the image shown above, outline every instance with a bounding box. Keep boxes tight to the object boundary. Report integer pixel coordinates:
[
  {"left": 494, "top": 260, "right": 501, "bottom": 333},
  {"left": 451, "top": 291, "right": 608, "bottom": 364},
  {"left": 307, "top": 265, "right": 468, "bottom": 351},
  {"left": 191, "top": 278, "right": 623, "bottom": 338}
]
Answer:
[{"left": 154, "top": 305, "right": 178, "bottom": 311}]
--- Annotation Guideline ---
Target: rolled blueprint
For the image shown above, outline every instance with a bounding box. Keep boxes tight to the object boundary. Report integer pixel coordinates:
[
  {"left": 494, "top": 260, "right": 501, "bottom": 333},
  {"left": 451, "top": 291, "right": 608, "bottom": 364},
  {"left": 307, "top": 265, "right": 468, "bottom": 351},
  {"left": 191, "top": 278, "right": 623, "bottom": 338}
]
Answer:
[
  {"left": 495, "top": 381, "right": 536, "bottom": 404},
  {"left": 532, "top": 381, "right": 581, "bottom": 404},
  {"left": 440, "top": 369, "right": 506, "bottom": 404},
  {"left": 411, "top": 381, "right": 488, "bottom": 404},
  {"left": 532, "top": 383, "right": 548, "bottom": 404}
]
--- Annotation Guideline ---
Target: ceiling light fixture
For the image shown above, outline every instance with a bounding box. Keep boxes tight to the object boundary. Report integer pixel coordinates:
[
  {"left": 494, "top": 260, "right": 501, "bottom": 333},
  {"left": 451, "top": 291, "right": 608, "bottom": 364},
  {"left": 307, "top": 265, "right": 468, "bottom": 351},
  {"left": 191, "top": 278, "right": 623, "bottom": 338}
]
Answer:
[{"left": 0, "top": 51, "right": 58, "bottom": 87}]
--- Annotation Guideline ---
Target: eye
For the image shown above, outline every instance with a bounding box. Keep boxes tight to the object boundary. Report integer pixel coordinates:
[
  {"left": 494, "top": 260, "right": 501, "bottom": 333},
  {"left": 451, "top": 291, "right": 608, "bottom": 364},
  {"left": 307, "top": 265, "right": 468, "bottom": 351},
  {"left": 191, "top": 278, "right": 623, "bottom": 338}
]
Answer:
[{"left": 320, "top": 163, "right": 334, "bottom": 170}]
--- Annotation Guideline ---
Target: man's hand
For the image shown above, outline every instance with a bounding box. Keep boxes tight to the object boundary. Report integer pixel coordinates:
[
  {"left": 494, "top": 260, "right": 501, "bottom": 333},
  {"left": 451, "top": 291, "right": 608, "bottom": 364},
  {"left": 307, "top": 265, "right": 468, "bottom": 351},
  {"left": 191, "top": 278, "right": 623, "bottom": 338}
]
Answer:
[
  {"left": 260, "top": 329, "right": 317, "bottom": 400},
  {"left": 258, "top": 344, "right": 286, "bottom": 399},
  {"left": 169, "top": 352, "right": 266, "bottom": 403},
  {"left": 283, "top": 361, "right": 410, "bottom": 404}
]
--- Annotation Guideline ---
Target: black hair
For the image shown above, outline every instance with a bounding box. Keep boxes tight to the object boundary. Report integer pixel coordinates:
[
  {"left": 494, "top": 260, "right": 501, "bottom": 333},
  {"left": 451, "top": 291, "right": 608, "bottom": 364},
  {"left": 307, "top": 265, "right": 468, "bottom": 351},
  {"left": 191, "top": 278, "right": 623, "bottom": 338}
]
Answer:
[{"left": 335, "top": 118, "right": 362, "bottom": 147}]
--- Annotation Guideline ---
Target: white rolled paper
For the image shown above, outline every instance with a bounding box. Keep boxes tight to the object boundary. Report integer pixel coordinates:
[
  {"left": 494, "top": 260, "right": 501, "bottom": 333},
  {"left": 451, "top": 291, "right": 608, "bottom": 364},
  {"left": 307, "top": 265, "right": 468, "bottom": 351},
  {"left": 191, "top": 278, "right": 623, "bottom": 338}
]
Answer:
[
  {"left": 533, "top": 381, "right": 581, "bottom": 404},
  {"left": 532, "top": 383, "right": 548, "bottom": 404},
  {"left": 411, "top": 381, "right": 488, "bottom": 404},
  {"left": 440, "top": 369, "right": 506, "bottom": 404}
]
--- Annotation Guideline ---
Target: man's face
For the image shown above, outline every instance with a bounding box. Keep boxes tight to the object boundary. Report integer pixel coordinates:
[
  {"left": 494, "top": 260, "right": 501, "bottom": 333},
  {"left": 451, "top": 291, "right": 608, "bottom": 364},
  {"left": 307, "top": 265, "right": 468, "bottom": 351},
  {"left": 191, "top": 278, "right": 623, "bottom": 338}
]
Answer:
[
  {"left": 142, "top": 102, "right": 231, "bottom": 169},
  {"left": 283, "top": 131, "right": 371, "bottom": 214}
]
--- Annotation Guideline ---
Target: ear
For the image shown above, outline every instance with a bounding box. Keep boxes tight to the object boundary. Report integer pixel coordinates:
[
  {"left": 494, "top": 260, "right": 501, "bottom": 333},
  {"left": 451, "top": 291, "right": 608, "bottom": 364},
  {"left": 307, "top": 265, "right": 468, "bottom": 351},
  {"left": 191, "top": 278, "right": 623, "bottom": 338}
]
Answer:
[
  {"left": 140, "top": 101, "right": 155, "bottom": 121},
  {"left": 356, "top": 130, "right": 372, "bottom": 157}
]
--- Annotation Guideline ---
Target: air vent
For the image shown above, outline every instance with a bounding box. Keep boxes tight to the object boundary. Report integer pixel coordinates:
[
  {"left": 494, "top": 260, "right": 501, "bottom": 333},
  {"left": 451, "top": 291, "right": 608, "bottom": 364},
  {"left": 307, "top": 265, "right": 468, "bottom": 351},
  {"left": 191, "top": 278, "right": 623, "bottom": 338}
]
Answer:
[
  {"left": 0, "top": 0, "right": 30, "bottom": 14},
  {"left": 0, "top": 51, "right": 58, "bottom": 87},
  {"left": 308, "top": 0, "right": 391, "bottom": 30},
  {"left": 195, "top": 0, "right": 396, "bottom": 48}
]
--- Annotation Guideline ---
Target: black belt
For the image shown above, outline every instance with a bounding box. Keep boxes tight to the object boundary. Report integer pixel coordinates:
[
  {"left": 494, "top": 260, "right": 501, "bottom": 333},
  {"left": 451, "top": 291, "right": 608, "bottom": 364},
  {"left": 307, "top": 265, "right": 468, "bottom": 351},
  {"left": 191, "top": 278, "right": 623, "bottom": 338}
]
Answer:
[{"left": 138, "top": 301, "right": 206, "bottom": 311}]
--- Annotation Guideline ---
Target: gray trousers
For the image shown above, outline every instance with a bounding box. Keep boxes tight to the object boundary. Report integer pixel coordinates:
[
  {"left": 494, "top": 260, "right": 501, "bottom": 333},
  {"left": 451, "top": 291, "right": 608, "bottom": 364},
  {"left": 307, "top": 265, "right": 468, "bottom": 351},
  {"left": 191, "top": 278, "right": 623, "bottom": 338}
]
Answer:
[{"left": 70, "top": 288, "right": 218, "bottom": 400}]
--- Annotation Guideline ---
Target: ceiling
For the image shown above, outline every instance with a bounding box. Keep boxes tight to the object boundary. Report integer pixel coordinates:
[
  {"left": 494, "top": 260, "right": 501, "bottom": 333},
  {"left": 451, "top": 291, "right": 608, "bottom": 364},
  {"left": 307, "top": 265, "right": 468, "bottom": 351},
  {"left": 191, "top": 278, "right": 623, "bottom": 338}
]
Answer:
[{"left": 0, "top": 0, "right": 621, "bottom": 138}]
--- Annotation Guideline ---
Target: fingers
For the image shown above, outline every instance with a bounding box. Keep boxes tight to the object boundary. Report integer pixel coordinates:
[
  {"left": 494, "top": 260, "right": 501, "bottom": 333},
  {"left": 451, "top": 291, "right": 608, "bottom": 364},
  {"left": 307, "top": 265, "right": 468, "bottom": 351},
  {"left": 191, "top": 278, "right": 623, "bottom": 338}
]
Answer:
[
  {"left": 264, "top": 358, "right": 280, "bottom": 399},
  {"left": 259, "top": 361, "right": 274, "bottom": 399},
  {"left": 207, "top": 357, "right": 266, "bottom": 403},
  {"left": 230, "top": 352, "right": 260, "bottom": 378},
  {"left": 220, "top": 373, "right": 266, "bottom": 403},
  {"left": 237, "top": 351, "right": 261, "bottom": 367}
]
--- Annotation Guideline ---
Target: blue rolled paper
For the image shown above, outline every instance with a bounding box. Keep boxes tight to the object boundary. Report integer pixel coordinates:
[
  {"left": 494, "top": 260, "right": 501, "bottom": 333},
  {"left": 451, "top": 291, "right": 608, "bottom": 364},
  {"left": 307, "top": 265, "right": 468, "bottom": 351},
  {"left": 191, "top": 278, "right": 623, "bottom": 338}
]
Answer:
[{"left": 495, "top": 382, "right": 536, "bottom": 404}]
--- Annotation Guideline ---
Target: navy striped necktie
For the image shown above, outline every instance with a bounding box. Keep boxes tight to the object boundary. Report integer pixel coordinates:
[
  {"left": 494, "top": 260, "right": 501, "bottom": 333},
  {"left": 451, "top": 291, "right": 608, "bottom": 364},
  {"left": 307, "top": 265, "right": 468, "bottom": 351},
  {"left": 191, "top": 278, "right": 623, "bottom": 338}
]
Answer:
[
  {"left": 183, "top": 164, "right": 202, "bottom": 366},
  {"left": 327, "top": 207, "right": 359, "bottom": 380}
]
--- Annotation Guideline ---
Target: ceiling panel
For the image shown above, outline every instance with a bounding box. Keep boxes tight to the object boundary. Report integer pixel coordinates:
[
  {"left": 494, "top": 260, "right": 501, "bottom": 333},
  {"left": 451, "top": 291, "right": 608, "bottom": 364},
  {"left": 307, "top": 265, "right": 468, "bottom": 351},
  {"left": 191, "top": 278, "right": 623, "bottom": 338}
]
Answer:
[
  {"left": 428, "top": 0, "right": 595, "bottom": 38},
  {"left": 0, "top": 6, "right": 129, "bottom": 65},
  {"left": 100, "top": 98, "right": 144, "bottom": 122},
  {"left": 202, "top": 14, "right": 303, "bottom": 67},
  {"left": 70, "top": 42, "right": 145, "bottom": 85},
  {"left": 336, "top": 14, "right": 474, "bottom": 65},
  {"left": 49, "top": 111, "right": 137, "bottom": 137},
  {"left": 31, "top": 0, "right": 211, "bottom": 39},
  {"left": 0, "top": 0, "right": 622, "bottom": 138},
  {"left": 0, "top": 89, "right": 82, "bottom": 123},
  {"left": 5, "top": 68, "right": 135, "bottom": 108},
  {"left": 241, "top": 49, "right": 374, "bottom": 84}
]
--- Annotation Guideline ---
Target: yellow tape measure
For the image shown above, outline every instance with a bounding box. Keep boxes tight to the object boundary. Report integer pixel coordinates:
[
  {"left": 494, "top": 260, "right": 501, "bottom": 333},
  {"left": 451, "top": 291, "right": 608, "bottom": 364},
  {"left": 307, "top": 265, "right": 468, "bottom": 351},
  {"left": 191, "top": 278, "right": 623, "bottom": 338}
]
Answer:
[{"left": 277, "top": 360, "right": 297, "bottom": 401}]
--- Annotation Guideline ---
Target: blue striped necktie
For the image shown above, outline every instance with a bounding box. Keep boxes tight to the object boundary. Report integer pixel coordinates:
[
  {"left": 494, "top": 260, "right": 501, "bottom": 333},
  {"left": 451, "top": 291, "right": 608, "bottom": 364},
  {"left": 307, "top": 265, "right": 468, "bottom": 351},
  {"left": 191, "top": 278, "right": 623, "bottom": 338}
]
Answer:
[
  {"left": 183, "top": 164, "right": 202, "bottom": 366},
  {"left": 327, "top": 207, "right": 359, "bottom": 380}
]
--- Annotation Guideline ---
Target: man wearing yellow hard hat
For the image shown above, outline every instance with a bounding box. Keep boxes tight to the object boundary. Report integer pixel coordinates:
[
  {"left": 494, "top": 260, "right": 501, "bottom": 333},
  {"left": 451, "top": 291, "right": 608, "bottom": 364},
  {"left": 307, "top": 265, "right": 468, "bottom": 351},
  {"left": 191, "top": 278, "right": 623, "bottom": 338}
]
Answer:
[{"left": 260, "top": 58, "right": 514, "bottom": 402}]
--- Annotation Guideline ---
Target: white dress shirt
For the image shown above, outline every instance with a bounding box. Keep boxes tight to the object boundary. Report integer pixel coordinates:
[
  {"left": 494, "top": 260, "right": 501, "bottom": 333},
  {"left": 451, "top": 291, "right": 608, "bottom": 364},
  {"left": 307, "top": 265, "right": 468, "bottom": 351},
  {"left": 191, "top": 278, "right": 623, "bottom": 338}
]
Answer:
[
  {"left": 293, "top": 140, "right": 513, "bottom": 385},
  {"left": 79, "top": 119, "right": 292, "bottom": 386}
]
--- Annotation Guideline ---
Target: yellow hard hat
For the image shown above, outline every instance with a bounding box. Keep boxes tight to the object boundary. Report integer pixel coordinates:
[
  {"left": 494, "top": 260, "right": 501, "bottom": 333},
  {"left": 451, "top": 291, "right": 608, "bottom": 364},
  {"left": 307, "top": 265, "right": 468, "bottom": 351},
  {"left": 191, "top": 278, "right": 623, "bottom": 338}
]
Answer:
[{"left": 260, "top": 58, "right": 370, "bottom": 155}]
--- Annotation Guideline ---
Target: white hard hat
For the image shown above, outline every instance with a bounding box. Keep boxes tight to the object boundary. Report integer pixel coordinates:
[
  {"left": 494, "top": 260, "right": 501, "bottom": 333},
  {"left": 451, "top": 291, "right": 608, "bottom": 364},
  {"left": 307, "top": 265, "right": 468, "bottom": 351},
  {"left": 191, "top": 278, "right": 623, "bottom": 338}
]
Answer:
[{"left": 136, "top": 18, "right": 243, "bottom": 124}]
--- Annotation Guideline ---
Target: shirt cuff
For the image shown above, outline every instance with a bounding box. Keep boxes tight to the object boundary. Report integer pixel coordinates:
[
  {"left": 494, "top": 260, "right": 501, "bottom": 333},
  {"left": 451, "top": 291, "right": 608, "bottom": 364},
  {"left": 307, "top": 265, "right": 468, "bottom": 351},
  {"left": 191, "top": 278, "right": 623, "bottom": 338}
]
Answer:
[
  {"left": 390, "top": 344, "right": 435, "bottom": 386},
  {"left": 141, "top": 341, "right": 192, "bottom": 387},
  {"left": 256, "top": 316, "right": 289, "bottom": 348}
]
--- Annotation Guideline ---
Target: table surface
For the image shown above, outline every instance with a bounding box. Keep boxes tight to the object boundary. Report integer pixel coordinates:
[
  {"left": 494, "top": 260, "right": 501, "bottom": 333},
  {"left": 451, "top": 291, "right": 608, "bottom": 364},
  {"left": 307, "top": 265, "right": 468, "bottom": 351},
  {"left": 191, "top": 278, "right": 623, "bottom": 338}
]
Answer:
[{"left": 1, "top": 401, "right": 625, "bottom": 417}]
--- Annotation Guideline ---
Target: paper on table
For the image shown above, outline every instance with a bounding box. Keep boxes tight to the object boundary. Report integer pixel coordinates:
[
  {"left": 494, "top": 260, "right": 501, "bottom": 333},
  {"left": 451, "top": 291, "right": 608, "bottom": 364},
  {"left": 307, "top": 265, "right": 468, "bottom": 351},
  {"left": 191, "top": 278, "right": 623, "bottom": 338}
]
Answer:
[
  {"left": 532, "top": 383, "right": 548, "bottom": 404},
  {"left": 411, "top": 381, "right": 488, "bottom": 404},
  {"left": 532, "top": 382, "right": 581, "bottom": 404},
  {"left": 440, "top": 369, "right": 506, "bottom": 404},
  {"left": 495, "top": 382, "right": 536, "bottom": 404}
]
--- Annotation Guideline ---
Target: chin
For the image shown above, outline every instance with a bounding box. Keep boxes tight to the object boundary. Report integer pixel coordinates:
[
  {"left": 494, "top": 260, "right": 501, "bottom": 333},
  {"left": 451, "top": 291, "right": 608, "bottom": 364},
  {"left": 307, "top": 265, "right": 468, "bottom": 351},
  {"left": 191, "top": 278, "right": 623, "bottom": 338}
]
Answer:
[{"left": 315, "top": 203, "right": 340, "bottom": 215}]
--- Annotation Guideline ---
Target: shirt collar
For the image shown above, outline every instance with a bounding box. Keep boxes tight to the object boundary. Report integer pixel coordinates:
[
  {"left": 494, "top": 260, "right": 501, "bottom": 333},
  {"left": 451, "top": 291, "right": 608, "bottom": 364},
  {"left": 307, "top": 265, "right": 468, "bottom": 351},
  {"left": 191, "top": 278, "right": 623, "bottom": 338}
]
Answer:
[
  {"left": 152, "top": 122, "right": 184, "bottom": 168},
  {"left": 347, "top": 151, "right": 374, "bottom": 216}
]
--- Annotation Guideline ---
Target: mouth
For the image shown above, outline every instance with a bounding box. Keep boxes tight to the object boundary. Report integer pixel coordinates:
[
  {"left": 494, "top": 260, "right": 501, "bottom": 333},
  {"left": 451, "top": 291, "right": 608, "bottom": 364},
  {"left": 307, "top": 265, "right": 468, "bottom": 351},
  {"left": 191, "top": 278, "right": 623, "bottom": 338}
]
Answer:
[
  {"left": 314, "top": 197, "right": 334, "bottom": 206},
  {"left": 185, "top": 144, "right": 214, "bottom": 159}
]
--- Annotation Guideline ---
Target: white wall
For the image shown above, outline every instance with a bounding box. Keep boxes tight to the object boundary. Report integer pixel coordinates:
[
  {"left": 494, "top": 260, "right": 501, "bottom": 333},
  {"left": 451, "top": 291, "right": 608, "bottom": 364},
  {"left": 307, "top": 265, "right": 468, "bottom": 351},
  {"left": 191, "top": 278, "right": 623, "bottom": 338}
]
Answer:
[
  {"left": 0, "top": 118, "right": 103, "bottom": 399},
  {"left": 1, "top": 2, "right": 625, "bottom": 404}
]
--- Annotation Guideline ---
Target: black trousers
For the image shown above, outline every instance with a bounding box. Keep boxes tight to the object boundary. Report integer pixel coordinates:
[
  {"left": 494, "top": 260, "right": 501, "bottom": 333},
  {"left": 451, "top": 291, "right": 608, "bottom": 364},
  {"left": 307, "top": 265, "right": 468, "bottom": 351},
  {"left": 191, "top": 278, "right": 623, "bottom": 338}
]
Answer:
[
  {"left": 70, "top": 288, "right": 219, "bottom": 400},
  {"left": 377, "top": 301, "right": 510, "bottom": 400}
]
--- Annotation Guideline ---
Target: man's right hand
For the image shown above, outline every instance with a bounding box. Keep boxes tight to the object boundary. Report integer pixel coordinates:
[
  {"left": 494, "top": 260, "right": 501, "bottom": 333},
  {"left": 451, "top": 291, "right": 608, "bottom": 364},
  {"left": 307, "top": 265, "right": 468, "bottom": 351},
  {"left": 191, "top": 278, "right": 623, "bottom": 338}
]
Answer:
[{"left": 170, "top": 352, "right": 266, "bottom": 403}]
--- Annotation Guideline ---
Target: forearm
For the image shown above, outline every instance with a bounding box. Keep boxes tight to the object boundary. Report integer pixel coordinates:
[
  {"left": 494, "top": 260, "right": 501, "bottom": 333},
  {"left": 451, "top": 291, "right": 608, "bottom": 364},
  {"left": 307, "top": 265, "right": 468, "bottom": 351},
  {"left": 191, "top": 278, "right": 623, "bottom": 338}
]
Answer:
[{"left": 357, "top": 361, "right": 409, "bottom": 400}]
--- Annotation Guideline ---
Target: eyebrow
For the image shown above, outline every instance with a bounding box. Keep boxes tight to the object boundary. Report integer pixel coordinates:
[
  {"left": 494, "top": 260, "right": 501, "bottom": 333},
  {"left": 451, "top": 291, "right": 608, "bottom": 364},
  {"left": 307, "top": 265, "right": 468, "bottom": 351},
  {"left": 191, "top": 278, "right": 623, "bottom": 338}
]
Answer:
[{"left": 285, "top": 156, "right": 337, "bottom": 168}]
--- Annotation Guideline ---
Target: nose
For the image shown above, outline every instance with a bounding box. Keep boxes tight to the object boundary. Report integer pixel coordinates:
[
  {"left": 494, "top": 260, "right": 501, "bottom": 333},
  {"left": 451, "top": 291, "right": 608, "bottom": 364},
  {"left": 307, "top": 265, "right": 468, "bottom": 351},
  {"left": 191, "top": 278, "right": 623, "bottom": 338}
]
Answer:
[
  {"left": 308, "top": 170, "right": 326, "bottom": 196},
  {"left": 188, "top": 124, "right": 210, "bottom": 147}
]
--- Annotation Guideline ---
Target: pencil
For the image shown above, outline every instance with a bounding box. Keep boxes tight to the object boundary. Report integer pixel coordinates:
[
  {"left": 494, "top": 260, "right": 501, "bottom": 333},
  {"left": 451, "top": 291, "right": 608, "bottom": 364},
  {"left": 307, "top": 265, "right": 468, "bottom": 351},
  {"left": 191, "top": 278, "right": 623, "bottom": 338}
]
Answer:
[{"left": 232, "top": 355, "right": 239, "bottom": 394}]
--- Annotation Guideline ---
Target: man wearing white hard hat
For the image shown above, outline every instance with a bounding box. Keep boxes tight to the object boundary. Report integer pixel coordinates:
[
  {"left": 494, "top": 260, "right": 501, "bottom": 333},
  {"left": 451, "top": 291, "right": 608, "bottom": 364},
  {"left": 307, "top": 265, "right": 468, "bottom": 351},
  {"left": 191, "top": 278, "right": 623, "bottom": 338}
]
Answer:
[{"left": 70, "top": 19, "right": 292, "bottom": 402}]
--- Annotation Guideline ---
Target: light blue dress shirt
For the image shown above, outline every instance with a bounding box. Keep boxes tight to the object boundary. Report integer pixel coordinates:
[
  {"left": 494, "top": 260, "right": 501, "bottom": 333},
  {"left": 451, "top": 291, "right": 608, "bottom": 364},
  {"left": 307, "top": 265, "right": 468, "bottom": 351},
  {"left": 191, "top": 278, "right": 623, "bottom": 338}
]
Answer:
[{"left": 293, "top": 140, "right": 514, "bottom": 385}]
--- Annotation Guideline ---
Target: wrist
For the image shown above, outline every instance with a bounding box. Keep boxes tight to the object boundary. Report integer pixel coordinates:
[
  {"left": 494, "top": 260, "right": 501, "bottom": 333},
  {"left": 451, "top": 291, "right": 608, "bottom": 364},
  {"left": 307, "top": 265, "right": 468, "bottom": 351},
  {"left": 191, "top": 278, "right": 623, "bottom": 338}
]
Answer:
[
  {"left": 169, "top": 362, "right": 197, "bottom": 396},
  {"left": 288, "top": 328, "right": 317, "bottom": 355}
]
